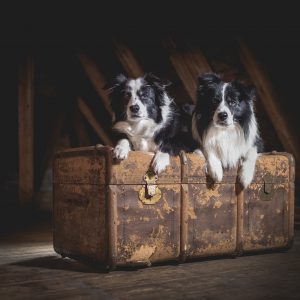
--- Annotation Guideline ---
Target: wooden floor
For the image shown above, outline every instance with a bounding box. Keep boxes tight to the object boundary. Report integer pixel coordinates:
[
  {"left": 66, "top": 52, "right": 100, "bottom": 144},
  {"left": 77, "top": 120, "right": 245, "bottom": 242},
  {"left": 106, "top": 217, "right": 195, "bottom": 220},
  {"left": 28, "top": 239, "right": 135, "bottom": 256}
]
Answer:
[{"left": 0, "top": 217, "right": 300, "bottom": 300}]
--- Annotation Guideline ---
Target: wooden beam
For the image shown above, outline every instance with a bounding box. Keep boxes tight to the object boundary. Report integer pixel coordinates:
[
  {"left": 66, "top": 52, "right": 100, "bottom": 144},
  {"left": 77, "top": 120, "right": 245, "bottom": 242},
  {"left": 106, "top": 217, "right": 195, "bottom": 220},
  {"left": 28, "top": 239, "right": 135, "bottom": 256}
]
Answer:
[
  {"left": 164, "top": 38, "right": 212, "bottom": 102},
  {"left": 35, "top": 112, "right": 71, "bottom": 211},
  {"left": 78, "top": 53, "right": 113, "bottom": 116},
  {"left": 239, "top": 40, "right": 300, "bottom": 178},
  {"left": 38, "top": 112, "right": 64, "bottom": 188},
  {"left": 18, "top": 53, "right": 34, "bottom": 207},
  {"left": 73, "top": 103, "right": 91, "bottom": 147},
  {"left": 35, "top": 113, "right": 64, "bottom": 212},
  {"left": 112, "top": 39, "right": 144, "bottom": 78},
  {"left": 78, "top": 97, "right": 113, "bottom": 146}
]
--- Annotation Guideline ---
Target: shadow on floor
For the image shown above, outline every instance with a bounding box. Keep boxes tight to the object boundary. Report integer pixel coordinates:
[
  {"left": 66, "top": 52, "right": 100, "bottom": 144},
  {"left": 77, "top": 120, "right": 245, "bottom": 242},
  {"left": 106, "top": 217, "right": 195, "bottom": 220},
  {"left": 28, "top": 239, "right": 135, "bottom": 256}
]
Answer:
[{"left": 11, "top": 255, "right": 109, "bottom": 274}]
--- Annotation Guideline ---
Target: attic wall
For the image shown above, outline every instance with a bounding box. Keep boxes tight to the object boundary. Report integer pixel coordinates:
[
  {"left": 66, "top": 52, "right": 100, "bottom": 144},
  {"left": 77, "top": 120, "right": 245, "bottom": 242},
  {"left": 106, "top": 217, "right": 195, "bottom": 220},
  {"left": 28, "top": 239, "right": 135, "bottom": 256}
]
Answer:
[{"left": 0, "top": 30, "right": 299, "bottom": 213}]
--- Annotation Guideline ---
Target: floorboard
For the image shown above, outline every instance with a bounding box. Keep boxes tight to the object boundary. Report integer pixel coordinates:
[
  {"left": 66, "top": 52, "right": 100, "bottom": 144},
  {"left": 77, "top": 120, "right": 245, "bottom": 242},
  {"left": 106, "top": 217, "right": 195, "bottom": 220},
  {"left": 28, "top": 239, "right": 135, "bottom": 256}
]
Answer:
[{"left": 0, "top": 218, "right": 300, "bottom": 300}]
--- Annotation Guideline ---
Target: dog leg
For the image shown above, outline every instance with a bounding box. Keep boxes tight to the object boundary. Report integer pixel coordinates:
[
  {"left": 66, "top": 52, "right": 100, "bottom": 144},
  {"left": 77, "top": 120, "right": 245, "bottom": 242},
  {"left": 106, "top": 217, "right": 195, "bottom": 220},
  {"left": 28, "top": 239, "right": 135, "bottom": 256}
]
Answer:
[
  {"left": 193, "top": 148, "right": 204, "bottom": 157},
  {"left": 206, "top": 152, "right": 223, "bottom": 182},
  {"left": 113, "top": 139, "right": 131, "bottom": 160},
  {"left": 239, "top": 146, "right": 258, "bottom": 188},
  {"left": 152, "top": 151, "right": 170, "bottom": 174}
]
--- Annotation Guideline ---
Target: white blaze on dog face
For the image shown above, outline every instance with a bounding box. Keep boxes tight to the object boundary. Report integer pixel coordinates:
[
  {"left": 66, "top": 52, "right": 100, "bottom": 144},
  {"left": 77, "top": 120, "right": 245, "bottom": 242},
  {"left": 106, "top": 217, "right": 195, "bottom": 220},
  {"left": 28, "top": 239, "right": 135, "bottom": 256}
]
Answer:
[
  {"left": 213, "top": 83, "right": 234, "bottom": 127},
  {"left": 125, "top": 79, "right": 149, "bottom": 122},
  {"left": 195, "top": 73, "right": 261, "bottom": 187}
]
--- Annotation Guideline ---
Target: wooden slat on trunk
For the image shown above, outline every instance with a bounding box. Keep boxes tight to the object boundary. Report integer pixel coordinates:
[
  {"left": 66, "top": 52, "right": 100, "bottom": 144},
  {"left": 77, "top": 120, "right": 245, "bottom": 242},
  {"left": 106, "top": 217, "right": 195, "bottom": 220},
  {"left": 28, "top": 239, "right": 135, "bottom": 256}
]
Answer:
[
  {"left": 239, "top": 40, "right": 300, "bottom": 179},
  {"left": 18, "top": 54, "right": 34, "bottom": 207},
  {"left": 78, "top": 97, "right": 113, "bottom": 146},
  {"left": 78, "top": 53, "right": 113, "bottom": 116},
  {"left": 112, "top": 39, "right": 144, "bottom": 78},
  {"left": 164, "top": 38, "right": 212, "bottom": 102}
]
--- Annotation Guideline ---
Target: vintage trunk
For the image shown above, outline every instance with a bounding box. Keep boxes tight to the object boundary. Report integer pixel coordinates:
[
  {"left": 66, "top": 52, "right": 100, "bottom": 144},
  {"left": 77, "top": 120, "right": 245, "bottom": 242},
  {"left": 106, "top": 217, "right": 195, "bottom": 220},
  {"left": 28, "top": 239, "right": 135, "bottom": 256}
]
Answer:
[{"left": 53, "top": 145, "right": 295, "bottom": 269}]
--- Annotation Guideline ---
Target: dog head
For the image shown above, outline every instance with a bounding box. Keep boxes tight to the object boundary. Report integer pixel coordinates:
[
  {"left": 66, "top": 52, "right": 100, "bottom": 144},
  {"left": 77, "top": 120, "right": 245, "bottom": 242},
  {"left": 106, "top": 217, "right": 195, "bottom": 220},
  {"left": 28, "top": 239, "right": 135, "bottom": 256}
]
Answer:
[
  {"left": 195, "top": 73, "right": 255, "bottom": 128},
  {"left": 106, "top": 73, "right": 171, "bottom": 124}
]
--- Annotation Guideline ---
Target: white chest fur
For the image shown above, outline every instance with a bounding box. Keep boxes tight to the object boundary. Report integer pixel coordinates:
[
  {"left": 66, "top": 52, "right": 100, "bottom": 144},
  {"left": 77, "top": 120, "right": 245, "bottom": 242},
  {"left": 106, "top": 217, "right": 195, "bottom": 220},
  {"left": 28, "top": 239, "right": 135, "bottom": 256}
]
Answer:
[
  {"left": 130, "top": 136, "right": 157, "bottom": 152},
  {"left": 203, "top": 124, "right": 251, "bottom": 169},
  {"left": 113, "top": 120, "right": 158, "bottom": 152}
]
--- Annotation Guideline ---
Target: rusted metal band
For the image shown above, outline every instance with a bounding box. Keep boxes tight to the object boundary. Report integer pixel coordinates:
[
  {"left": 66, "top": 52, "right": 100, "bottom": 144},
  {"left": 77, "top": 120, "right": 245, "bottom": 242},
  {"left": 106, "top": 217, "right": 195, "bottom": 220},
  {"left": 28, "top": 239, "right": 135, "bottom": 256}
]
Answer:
[
  {"left": 287, "top": 182, "right": 295, "bottom": 248},
  {"left": 236, "top": 186, "right": 244, "bottom": 256},
  {"left": 281, "top": 152, "right": 295, "bottom": 183},
  {"left": 179, "top": 150, "right": 188, "bottom": 183},
  {"left": 107, "top": 186, "right": 118, "bottom": 270},
  {"left": 283, "top": 153, "right": 295, "bottom": 246},
  {"left": 180, "top": 184, "right": 188, "bottom": 262},
  {"left": 276, "top": 152, "right": 295, "bottom": 247}
]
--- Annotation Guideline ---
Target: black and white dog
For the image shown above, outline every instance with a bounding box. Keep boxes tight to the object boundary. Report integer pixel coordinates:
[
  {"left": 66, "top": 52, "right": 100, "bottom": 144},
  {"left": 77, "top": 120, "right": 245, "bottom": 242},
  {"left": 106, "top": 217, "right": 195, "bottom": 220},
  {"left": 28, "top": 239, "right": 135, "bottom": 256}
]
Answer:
[
  {"left": 107, "top": 73, "right": 197, "bottom": 173},
  {"left": 192, "top": 73, "right": 263, "bottom": 188}
]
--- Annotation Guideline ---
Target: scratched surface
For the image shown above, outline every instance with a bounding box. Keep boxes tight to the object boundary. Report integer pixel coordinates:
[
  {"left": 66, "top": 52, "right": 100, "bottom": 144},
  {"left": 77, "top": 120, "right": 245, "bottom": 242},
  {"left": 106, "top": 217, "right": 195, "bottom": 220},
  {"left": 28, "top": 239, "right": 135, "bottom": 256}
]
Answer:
[
  {"left": 110, "top": 184, "right": 181, "bottom": 265},
  {"left": 243, "top": 155, "right": 292, "bottom": 251},
  {"left": 110, "top": 151, "right": 181, "bottom": 184},
  {"left": 52, "top": 147, "right": 294, "bottom": 267},
  {"left": 185, "top": 153, "right": 238, "bottom": 183},
  {"left": 253, "top": 154, "right": 290, "bottom": 183},
  {"left": 53, "top": 183, "right": 107, "bottom": 262},
  {"left": 53, "top": 153, "right": 107, "bottom": 185},
  {"left": 186, "top": 183, "right": 237, "bottom": 257}
]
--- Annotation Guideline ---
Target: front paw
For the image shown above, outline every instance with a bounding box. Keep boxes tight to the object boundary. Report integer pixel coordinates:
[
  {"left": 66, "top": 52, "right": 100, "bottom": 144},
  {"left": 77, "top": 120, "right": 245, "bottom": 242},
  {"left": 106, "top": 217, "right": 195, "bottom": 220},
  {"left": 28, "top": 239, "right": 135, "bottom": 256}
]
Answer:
[
  {"left": 152, "top": 152, "right": 170, "bottom": 174},
  {"left": 239, "top": 166, "right": 254, "bottom": 189},
  {"left": 193, "top": 149, "right": 204, "bottom": 157},
  {"left": 207, "top": 162, "right": 223, "bottom": 182},
  {"left": 113, "top": 145, "right": 130, "bottom": 160}
]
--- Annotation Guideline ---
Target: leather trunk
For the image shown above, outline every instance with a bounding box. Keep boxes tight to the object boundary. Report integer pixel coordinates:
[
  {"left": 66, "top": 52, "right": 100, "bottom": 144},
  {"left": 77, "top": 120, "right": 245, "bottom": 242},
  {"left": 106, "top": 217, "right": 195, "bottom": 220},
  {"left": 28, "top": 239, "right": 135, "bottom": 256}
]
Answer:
[{"left": 52, "top": 145, "right": 295, "bottom": 269}]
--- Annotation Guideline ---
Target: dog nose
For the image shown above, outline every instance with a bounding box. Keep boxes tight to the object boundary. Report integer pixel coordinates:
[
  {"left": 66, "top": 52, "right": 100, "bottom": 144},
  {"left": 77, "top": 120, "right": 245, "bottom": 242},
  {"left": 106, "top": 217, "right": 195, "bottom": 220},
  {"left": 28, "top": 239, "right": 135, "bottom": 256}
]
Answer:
[
  {"left": 218, "top": 112, "right": 228, "bottom": 121},
  {"left": 130, "top": 105, "right": 140, "bottom": 113}
]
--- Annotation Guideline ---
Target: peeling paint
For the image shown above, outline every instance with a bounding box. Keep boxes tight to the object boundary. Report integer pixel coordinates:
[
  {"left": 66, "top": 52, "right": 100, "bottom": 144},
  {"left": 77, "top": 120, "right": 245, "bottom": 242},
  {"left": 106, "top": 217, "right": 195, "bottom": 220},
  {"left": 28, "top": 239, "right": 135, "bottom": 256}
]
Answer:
[
  {"left": 130, "top": 245, "right": 156, "bottom": 261},
  {"left": 187, "top": 206, "right": 197, "bottom": 220},
  {"left": 155, "top": 209, "right": 165, "bottom": 219},
  {"left": 213, "top": 200, "right": 222, "bottom": 209},
  {"left": 54, "top": 147, "right": 293, "bottom": 267}
]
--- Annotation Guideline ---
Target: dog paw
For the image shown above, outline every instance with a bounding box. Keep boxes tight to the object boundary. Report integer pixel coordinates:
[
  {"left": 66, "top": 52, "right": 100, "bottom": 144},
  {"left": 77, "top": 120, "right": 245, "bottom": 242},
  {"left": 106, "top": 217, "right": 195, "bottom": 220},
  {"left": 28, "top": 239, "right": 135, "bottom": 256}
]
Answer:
[
  {"left": 113, "top": 145, "right": 130, "bottom": 160},
  {"left": 239, "top": 167, "right": 254, "bottom": 189},
  {"left": 193, "top": 149, "right": 204, "bottom": 157},
  {"left": 152, "top": 152, "right": 170, "bottom": 174},
  {"left": 207, "top": 161, "right": 223, "bottom": 182},
  {"left": 209, "top": 168, "right": 223, "bottom": 182},
  {"left": 238, "top": 148, "right": 257, "bottom": 189}
]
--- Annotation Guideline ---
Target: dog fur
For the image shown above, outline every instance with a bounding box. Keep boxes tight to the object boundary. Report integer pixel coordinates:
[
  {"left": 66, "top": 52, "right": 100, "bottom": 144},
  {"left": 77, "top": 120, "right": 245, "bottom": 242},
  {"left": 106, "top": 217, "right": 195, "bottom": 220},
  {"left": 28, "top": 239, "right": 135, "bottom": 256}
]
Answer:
[
  {"left": 192, "top": 73, "right": 263, "bottom": 188},
  {"left": 107, "top": 73, "right": 197, "bottom": 173}
]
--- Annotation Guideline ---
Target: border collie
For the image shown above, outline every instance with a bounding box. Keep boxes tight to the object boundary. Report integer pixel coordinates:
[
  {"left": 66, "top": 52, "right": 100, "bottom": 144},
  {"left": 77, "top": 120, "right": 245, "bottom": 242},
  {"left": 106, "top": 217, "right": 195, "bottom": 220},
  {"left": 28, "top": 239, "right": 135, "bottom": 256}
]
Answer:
[
  {"left": 192, "top": 73, "right": 263, "bottom": 188},
  {"left": 107, "top": 73, "right": 197, "bottom": 174}
]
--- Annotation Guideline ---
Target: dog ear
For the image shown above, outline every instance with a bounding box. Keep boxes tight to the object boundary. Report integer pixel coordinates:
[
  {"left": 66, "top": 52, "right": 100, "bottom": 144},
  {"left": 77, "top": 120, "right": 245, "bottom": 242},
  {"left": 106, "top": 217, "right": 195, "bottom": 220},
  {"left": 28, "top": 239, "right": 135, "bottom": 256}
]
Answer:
[
  {"left": 232, "top": 80, "right": 256, "bottom": 102},
  {"left": 198, "top": 73, "right": 221, "bottom": 87},
  {"left": 103, "top": 73, "right": 127, "bottom": 93},
  {"left": 181, "top": 103, "right": 195, "bottom": 116},
  {"left": 197, "top": 73, "right": 221, "bottom": 101},
  {"left": 144, "top": 72, "right": 172, "bottom": 88}
]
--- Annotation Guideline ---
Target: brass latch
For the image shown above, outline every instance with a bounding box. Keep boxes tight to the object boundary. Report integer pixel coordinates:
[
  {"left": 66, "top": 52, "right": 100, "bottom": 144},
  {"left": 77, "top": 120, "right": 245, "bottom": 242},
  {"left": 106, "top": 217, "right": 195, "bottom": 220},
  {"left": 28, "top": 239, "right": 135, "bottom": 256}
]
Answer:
[
  {"left": 260, "top": 173, "right": 274, "bottom": 201},
  {"left": 139, "top": 171, "right": 162, "bottom": 205}
]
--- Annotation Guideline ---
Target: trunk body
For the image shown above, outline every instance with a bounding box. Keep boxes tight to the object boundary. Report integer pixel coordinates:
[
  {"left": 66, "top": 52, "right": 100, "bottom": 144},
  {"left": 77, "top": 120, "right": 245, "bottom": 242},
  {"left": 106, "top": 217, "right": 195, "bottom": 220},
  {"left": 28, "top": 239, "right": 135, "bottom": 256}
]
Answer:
[{"left": 53, "top": 146, "right": 295, "bottom": 269}]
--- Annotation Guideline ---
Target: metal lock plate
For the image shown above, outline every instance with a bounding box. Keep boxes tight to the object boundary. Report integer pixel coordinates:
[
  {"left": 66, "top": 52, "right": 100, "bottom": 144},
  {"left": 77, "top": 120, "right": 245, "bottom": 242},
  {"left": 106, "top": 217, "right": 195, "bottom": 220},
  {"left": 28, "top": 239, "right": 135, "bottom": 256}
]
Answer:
[
  {"left": 259, "top": 173, "right": 274, "bottom": 201},
  {"left": 139, "top": 170, "right": 162, "bottom": 205}
]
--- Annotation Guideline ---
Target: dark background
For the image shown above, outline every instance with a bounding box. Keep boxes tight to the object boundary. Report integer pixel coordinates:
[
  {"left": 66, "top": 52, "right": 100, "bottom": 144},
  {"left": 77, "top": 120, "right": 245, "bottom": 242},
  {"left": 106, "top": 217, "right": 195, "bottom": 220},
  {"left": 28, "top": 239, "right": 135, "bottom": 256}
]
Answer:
[{"left": 0, "top": 5, "right": 300, "bottom": 227}]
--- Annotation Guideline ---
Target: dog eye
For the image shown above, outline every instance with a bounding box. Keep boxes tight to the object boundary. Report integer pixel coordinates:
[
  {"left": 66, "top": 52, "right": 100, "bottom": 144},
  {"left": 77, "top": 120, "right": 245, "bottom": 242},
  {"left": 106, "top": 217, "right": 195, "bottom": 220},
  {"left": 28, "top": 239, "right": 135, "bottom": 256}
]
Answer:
[
  {"left": 124, "top": 92, "right": 131, "bottom": 98},
  {"left": 213, "top": 97, "right": 221, "bottom": 104},
  {"left": 228, "top": 100, "right": 237, "bottom": 106}
]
